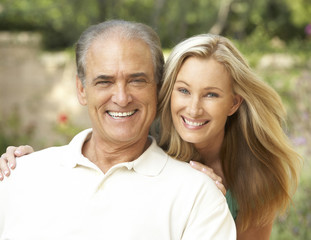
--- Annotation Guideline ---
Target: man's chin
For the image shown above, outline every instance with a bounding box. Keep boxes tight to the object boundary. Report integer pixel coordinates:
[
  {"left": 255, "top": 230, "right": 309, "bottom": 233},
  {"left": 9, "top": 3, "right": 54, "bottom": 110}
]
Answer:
[{"left": 106, "top": 132, "right": 147, "bottom": 145}]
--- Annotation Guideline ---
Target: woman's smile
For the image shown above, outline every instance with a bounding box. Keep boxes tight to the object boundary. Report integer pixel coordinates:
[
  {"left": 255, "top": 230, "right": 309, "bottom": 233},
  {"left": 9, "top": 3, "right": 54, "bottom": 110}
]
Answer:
[{"left": 182, "top": 116, "right": 210, "bottom": 129}]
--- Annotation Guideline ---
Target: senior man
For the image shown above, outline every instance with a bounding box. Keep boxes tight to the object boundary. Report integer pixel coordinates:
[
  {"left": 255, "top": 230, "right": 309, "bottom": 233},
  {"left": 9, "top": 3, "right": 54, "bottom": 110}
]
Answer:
[{"left": 0, "top": 20, "right": 236, "bottom": 239}]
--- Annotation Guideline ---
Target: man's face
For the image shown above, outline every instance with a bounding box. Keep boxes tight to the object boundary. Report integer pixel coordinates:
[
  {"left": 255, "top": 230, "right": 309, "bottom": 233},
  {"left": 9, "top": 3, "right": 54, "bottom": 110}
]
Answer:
[{"left": 77, "top": 37, "right": 157, "bottom": 146}]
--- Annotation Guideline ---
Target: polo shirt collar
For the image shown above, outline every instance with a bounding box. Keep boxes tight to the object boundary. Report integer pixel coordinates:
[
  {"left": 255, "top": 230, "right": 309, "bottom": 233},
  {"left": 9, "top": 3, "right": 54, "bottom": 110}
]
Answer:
[
  {"left": 63, "top": 129, "right": 168, "bottom": 176},
  {"left": 60, "top": 128, "right": 92, "bottom": 169},
  {"left": 130, "top": 136, "right": 168, "bottom": 176}
]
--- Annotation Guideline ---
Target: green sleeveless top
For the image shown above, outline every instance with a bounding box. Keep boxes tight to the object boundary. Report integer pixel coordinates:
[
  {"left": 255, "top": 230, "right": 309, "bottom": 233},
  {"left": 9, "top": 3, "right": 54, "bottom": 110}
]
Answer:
[{"left": 225, "top": 190, "right": 238, "bottom": 220}]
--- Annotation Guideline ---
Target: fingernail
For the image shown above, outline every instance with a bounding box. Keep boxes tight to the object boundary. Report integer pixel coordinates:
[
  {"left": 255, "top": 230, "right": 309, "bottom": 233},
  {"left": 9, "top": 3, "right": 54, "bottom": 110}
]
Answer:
[
  {"left": 4, "top": 170, "right": 9, "bottom": 176},
  {"left": 215, "top": 180, "right": 220, "bottom": 185},
  {"left": 9, "top": 163, "right": 14, "bottom": 169},
  {"left": 0, "top": 174, "right": 3, "bottom": 181},
  {"left": 15, "top": 150, "right": 21, "bottom": 155},
  {"left": 190, "top": 161, "right": 195, "bottom": 166}
]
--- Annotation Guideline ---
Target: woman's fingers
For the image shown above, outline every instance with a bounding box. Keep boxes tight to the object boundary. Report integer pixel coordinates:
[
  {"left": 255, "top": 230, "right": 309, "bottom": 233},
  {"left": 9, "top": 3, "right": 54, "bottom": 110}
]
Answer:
[
  {"left": 5, "top": 146, "right": 19, "bottom": 170},
  {"left": 190, "top": 161, "right": 222, "bottom": 182},
  {"left": 0, "top": 153, "right": 11, "bottom": 180},
  {"left": 7, "top": 145, "right": 34, "bottom": 169},
  {"left": 0, "top": 145, "right": 34, "bottom": 181},
  {"left": 190, "top": 160, "right": 226, "bottom": 196},
  {"left": 215, "top": 180, "right": 227, "bottom": 196}
]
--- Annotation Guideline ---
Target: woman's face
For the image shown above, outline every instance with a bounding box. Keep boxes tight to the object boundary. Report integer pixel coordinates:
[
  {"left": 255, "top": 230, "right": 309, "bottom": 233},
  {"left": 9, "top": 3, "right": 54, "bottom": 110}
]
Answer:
[{"left": 170, "top": 56, "right": 241, "bottom": 149}]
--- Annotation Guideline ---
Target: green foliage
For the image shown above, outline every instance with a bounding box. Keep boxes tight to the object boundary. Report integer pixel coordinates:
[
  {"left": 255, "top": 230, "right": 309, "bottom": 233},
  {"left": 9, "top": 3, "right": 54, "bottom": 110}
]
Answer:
[
  {"left": 271, "top": 144, "right": 311, "bottom": 239},
  {"left": 226, "top": 0, "right": 306, "bottom": 40},
  {"left": 0, "top": 109, "right": 84, "bottom": 152},
  {"left": 0, "top": 106, "right": 35, "bottom": 153},
  {"left": 1, "top": 0, "right": 309, "bottom": 49},
  {"left": 53, "top": 113, "right": 85, "bottom": 145},
  {"left": 0, "top": 0, "right": 96, "bottom": 49},
  {"left": 285, "top": 0, "right": 311, "bottom": 26}
]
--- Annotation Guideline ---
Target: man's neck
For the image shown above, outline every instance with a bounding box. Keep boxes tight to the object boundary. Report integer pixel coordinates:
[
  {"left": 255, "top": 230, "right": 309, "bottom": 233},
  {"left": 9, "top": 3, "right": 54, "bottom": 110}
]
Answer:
[{"left": 81, "top": 133, "right": 151, "bottom": 173}]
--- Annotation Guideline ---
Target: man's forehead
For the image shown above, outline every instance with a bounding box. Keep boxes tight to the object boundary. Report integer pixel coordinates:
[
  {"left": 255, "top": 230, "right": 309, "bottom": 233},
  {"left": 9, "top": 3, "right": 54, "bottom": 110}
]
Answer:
[
  {"left": 91, "top": 35, "right": 149, "bottom": 53},
  {"left": 89, "top": 37, "right": 150, "bottom": 59},
  {"left": 85, "top": 37, "right": 155, "bottom": 79}
]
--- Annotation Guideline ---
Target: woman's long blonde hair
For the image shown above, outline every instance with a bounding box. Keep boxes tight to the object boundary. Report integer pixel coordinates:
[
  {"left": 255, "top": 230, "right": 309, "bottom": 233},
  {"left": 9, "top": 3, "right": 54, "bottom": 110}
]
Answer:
[{"left": 157, "top": 34, "right": 302, "bottom": 231}]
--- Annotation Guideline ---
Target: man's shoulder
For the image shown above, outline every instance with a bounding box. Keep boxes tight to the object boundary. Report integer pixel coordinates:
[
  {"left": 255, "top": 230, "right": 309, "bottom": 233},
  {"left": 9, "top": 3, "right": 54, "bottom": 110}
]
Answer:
[
  {"left": 0, "top": 146, "right": 69, "bottom": 190},
  {"left": 148, "top": 140, "right": 215, "bottom": 186},
  {"left": 164, "top": 156, "right": 216, "bottom": 187},
  {"left": 16, "top": 145, "right": 68, "bottom": 161},
  {"left": 162, "top": 155, "right": 226, "bottom": 207},
  {"left": 15, "top": 128, "right": 90, "bottom": 166},
  {"left": 11, "top": 145, "right": 71, "bottom": 177}
]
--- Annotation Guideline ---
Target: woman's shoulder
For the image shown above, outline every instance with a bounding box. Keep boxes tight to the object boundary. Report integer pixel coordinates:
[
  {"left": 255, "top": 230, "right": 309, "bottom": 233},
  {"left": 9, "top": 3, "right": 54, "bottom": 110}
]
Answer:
[{"left": 225, "top": 189, "right": 238, "bottom": 220}]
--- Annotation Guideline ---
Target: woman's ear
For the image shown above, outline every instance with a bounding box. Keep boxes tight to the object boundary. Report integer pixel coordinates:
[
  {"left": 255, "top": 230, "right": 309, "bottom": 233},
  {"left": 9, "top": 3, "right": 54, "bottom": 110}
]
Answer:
[
  {"left": 228, "top": 94, "right": 243, "bottom": 116},
  {"left": 76, "top": 75, "right": 87, "bottom": 106}
]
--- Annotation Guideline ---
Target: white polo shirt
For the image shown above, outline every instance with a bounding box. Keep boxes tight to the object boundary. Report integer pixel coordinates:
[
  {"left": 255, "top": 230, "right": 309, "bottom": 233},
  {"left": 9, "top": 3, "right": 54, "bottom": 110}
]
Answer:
[{"left": 0, "top": 129, "right": 236, "bottom": 240}]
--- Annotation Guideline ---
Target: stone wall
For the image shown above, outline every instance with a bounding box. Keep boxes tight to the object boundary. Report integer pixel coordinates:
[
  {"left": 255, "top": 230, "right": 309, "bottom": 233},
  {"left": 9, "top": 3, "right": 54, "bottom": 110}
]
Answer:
[{"left": 0, "top": 32, "right": 91, "bottom": 149}]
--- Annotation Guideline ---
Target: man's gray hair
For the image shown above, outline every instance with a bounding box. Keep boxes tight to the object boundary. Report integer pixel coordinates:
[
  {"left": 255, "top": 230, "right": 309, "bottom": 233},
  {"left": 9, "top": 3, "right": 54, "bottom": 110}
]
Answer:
[{"left": 75, "top": 19, "right": 164, "bottom": 85}]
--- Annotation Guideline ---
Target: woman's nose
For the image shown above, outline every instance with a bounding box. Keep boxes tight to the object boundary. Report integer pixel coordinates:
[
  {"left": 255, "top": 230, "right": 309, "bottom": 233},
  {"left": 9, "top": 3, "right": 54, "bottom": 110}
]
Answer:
[{"left": 187, "top": 97, "right": 203, "bottom": 117}]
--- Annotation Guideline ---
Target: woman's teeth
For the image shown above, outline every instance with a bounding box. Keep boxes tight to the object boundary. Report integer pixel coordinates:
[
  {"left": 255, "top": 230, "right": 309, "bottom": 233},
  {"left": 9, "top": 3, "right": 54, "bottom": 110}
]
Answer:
[{"left": 184, "top": 118, "right": 207, "bottom": 126}]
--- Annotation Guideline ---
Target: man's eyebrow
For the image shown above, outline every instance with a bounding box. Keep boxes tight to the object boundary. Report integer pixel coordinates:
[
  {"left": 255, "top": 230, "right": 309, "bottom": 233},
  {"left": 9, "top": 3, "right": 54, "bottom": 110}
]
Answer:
[
  {"left": 93, "top": 75, "right": 114, "bottom": 82},
  {"left": 129, "top": 72, "right": 148, "bottom": 78}
]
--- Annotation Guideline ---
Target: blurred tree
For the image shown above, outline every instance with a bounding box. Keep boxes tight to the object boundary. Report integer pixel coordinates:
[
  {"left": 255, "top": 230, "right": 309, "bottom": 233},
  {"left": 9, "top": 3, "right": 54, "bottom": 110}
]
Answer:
[
  {"left": 0, "top": 0, "right": 309, "bottom": 49},
  {"left": 285, "top": 0, "right": 311, "bottom": 27},
  {"left": 224, "top": 0, "right": 308, "bottom": 41},
  {"left": 209, "top": 0, "right": 235, "bottom": 35},
  {"left": 0, "top": 0, "right": 97, "bottom": 49},
  {"left": 151, "top": 0, "right": 166, "bottom": 30}
]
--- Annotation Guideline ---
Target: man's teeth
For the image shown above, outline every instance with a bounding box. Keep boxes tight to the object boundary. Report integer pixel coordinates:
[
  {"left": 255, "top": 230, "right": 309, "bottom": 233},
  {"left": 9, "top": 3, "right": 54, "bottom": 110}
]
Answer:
[
  {"left": 108, "top": 111, "right": 135, "bottom": 118},
  {"left": 184, "top": 118, "right": 206, "bottom": 126}
]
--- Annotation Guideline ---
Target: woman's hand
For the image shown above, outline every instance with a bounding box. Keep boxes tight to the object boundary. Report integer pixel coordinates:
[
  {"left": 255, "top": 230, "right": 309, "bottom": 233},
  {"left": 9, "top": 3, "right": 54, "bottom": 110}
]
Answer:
[
  {"left": 0, "top": 145, "right": 34, "bottom": 181},
  {"left": 190, "top": 161, "right": 226, "bottom": 196}
]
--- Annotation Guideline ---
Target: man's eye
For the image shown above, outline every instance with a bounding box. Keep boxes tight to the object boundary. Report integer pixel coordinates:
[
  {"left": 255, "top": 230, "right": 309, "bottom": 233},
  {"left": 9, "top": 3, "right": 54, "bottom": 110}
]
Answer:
[
  {"left": 178, "top": 88, "right": 189, "bottom": 94},
  {"left": 96, "top": 81, "right": 112, "bottom": 85},
  {"left": 130, "top": 79, "right": 146, "bottom": 84}
]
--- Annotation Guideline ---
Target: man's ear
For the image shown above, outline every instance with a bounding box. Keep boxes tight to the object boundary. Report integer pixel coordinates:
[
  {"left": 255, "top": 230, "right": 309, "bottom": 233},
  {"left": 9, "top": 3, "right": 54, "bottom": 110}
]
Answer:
[
  {"left": 76, "top": 75, "right": 87, "bottom": 106},
  {"left": 228, "top": 94, "right": 243, "bottom": 116}
]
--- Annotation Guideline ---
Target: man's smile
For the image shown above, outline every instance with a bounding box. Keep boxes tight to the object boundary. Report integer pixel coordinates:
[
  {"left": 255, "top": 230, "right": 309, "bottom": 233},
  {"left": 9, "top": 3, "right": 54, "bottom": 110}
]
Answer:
[{"left": 107, "top": 110, "right": 137, "bottom": 119}]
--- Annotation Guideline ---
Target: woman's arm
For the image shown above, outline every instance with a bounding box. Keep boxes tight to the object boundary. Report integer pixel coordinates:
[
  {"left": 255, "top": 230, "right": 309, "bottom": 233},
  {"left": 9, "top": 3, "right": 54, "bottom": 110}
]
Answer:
[{"left": 0, "top": 145, "right": 34, "bottom": 180}]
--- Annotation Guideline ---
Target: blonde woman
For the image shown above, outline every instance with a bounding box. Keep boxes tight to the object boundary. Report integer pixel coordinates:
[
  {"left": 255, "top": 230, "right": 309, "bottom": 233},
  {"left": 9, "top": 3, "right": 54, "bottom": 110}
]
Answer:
[
  {"left": 0, "top": 34, "right": 301, "bottom": 239},
  {"left": 156, "top": 34, "right": 301, "bottom": 239}
]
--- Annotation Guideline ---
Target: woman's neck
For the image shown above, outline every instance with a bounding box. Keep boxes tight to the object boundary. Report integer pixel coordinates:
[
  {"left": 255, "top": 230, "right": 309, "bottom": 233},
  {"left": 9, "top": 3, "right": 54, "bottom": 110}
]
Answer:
[
  {"left": 194, "top": 136, "right": 226, "bottom": 187},
  {"left": 194, "top": 132, "right": 224, "bottom": 166},
  {"left": 197, "top": 146, "right": 220, "bottom": 168}
]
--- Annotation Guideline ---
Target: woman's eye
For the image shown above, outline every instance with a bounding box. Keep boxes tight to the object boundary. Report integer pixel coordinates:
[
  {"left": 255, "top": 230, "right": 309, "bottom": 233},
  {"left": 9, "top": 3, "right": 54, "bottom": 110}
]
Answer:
[
  {"left": 178, "top": 88, "right": 189, "bottom": 94},
  {"left": 206, "top": 92, "right": 219, "bottom": 98}
]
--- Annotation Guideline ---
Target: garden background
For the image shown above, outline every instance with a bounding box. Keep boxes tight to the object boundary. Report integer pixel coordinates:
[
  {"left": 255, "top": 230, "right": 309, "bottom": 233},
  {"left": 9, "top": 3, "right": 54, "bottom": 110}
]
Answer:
[{"left": 0, "top": 0, "right": 310, "bottom": 238}]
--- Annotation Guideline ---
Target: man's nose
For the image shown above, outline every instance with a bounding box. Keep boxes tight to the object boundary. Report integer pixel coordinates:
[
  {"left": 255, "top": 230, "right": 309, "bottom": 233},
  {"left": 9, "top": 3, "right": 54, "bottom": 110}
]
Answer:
[
  {"left": 111, "top": 83, "right": 133, "bottom": 107},
  {"left": 187, "top": 97, "right": 203, "bottom": 117}
]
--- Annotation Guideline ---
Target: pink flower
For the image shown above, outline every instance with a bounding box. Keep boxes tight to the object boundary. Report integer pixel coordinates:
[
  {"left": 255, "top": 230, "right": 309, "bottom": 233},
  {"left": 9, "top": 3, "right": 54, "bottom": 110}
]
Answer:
[
  {"left": 58, "top": 113, "right": 68, "bottom": 124},
  {"left": 305, "top": 24, "right": 311, "bottom": 36}
]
